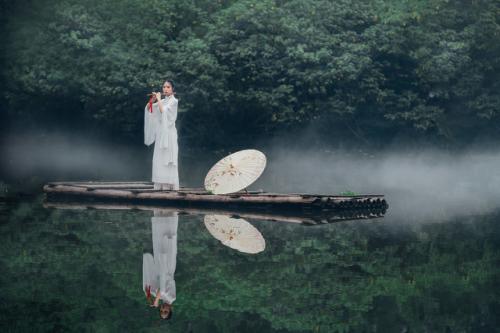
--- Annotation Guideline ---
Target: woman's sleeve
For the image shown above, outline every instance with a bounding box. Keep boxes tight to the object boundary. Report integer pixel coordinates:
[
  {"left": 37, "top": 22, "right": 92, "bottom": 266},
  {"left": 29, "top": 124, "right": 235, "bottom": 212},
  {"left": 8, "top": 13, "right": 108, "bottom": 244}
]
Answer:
[
  {"left": 164, "top": 99, "right": 178, "bottom": 127},
  {"left": 144, "top": 103, "right": 160, "bottom": 146},
  {"left": 159, "top": 250, "right": 177, "bottom": 304},
  {"left": 143, "top": 253, "right": 158, "bottom": 294},
  {"left": 159, "top": 99, "right": 178, "bottom": 151}
]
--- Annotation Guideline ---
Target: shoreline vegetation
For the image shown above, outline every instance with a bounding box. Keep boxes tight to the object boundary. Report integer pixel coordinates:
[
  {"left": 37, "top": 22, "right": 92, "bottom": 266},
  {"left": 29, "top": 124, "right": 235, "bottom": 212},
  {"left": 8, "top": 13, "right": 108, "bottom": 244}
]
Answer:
[{"left": 1, "top": 0, "right": 499, "bottom": 151}]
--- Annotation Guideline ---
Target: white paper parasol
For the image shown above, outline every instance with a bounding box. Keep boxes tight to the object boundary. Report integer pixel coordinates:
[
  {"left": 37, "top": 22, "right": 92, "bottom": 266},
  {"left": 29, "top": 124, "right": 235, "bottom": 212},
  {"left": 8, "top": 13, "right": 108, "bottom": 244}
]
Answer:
[
  {"left": 204, "top": 149, "right": 266, "bottom": 194},
  {"left": 204, "top": 214, "right": 266, "bottom": 254}
]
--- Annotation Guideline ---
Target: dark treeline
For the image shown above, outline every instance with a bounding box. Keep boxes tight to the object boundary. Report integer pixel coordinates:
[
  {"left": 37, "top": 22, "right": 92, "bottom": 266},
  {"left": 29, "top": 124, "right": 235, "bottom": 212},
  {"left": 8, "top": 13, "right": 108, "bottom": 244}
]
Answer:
[{"left": 1, "top": 0, "right": 499, "bottom": 149}]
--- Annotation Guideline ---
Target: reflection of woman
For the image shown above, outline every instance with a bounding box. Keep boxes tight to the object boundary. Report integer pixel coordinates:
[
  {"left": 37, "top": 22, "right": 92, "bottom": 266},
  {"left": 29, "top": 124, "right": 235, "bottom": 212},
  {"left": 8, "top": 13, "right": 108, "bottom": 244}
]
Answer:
[
  {"left": 143, "top": 210, "right": 178, "bottom": 320},
  {"left": 144, "top": 80, "right": 179, "bottom": 190}
]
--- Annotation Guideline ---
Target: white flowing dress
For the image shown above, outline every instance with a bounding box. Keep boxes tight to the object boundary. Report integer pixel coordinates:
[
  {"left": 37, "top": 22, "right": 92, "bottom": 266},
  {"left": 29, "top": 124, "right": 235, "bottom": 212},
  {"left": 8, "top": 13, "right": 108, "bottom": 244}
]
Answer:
[
  {"left": 143, "top": 210, "right": 178, "bottom": 305},
  {"left": 144, "top": 96, "right": 179, "bottom": 190}
]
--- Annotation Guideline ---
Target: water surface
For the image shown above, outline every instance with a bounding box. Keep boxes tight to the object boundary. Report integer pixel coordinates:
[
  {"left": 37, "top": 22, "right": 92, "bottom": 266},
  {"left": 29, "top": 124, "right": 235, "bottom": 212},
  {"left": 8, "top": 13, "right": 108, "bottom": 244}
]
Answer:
[{"left": 1, "top": 195, "right": 499, "bottom": 332}]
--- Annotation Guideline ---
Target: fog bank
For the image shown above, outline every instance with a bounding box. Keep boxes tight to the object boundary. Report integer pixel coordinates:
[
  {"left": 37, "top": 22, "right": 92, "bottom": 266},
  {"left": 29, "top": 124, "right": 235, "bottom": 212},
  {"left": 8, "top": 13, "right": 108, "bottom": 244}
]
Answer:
[{"left": 3, "top": 132, "right": 500, "bottom": 222}]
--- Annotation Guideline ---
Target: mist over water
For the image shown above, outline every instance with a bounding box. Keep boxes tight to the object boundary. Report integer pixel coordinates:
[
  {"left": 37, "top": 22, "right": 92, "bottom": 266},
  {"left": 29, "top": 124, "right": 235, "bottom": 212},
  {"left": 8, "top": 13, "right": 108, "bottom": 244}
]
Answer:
[
  {"left": 3, "top": 132, "right": 500, "bottom": 222},
  {"left": 1, "top": 132, "right": 150, "bottom": 182},
  {"left": 259, "top": 148, "right": 500, "bottom": 222}
]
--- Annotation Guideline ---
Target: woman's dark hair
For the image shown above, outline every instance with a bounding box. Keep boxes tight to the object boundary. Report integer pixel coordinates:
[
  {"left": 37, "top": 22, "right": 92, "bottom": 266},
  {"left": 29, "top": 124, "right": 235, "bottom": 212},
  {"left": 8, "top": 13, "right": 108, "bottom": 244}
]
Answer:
[
  {"left": 159, "top": 308, "right": 173, "bottom": 320},
  {"left": 164, "top": 79, "right": 175, "bottom": 92}
]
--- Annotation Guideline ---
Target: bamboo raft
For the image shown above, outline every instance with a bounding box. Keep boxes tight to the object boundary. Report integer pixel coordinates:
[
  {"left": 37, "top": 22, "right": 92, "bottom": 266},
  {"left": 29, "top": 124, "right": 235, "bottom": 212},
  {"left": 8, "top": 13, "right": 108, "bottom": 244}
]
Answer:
[{"left": 43, "top": 181, "right": 388, "bottom": 219}]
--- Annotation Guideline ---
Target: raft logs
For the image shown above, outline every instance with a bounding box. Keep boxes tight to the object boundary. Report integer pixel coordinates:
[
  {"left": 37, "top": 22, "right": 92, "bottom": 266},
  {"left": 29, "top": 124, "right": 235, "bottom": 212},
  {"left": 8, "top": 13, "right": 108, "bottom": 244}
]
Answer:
[{"left": 43, "top": 182, "right": 388, "bottom": 212}]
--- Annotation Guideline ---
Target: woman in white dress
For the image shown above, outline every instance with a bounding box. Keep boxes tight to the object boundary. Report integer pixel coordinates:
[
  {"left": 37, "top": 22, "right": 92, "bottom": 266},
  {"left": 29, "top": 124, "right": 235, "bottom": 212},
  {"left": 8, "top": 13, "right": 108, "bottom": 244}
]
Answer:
[
  {"left": 143, "top": 209, "right": 178, "bottom": 320},
  {"left": 144, "top": 80, "right": 179, "bottom": 190}
]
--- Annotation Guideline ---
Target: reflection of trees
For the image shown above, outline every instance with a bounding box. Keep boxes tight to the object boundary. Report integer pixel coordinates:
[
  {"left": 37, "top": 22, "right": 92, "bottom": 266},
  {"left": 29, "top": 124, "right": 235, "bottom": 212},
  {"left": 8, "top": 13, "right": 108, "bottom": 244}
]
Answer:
[
  {"left": 0, "top": 197, "right": 153, "bottom": 331},
  {"left": 1, "top": 197, "right": 499, "bottom": 332}
]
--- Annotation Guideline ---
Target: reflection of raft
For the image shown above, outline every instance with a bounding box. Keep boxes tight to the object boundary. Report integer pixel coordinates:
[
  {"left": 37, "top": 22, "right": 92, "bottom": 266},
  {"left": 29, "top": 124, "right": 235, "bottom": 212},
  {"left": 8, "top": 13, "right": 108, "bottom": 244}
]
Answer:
[
  {"left": 43, "top": 181, "right": 388, "bottom": 213},
  {"left": 43, "top": 201, "right": 387, "bottom": 225}
]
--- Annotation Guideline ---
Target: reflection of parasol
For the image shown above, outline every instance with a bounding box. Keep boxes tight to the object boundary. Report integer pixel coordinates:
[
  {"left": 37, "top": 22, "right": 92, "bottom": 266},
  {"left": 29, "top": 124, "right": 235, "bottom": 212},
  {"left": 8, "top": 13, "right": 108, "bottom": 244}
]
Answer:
[
  {"left": 204, "top": 215, "right": 266, "bottom": 254},
  {"left": 204, "top": 149, "right": 266, "bottom": 194}
]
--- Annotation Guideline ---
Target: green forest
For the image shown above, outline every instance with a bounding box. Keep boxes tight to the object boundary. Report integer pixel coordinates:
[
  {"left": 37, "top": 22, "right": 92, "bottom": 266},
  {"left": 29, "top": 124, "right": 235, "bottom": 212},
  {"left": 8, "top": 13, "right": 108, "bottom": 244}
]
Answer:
[
  {"left": 2, "top": 2, "right": 500, "bottom": 330},
  {"left": 1, "top": 0, "right": 499, "bottom": 149}
]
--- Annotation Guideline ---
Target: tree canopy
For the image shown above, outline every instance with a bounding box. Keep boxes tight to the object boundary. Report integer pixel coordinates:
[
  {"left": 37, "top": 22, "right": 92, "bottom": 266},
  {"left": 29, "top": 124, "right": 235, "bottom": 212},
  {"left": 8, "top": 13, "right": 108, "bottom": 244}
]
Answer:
[{"left": 2, "top": 0, "right": 499, "bottom": 148}]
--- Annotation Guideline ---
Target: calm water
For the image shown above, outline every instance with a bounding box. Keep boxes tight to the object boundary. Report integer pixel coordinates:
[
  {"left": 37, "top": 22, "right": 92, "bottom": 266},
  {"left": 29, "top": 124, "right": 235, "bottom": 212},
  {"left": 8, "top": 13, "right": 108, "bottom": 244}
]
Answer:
[{"left": 1, "top": 195, "right": 499, "bottom": 332}]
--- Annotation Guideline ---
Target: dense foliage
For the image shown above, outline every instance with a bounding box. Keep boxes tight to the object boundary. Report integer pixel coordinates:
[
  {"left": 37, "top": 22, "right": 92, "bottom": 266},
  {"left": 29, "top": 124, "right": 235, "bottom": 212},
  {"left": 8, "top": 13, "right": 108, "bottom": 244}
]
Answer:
[
  {"left": 1, "top": 198, "right": 499, "bottom": 332},
  {"left": 1, "top": 0, "right": 500, "bottom": 147}
]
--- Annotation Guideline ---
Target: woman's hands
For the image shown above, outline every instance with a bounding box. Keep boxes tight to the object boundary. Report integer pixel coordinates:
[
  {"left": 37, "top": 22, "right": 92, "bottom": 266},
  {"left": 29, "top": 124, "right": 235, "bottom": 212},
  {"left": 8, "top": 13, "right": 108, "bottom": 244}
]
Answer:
[
  {"left": 149, "top": 92, "right": 157, "bottom": 103},
  {"left": 148, "top": 92, "right": 165, "bottom": 113},
  {"left": 153, "top": 288, "right": 161, "bottom": 307},
  {"left": 153, "top": 92, "right": 165, "bottom": 113}
]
